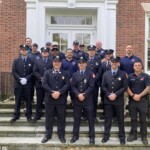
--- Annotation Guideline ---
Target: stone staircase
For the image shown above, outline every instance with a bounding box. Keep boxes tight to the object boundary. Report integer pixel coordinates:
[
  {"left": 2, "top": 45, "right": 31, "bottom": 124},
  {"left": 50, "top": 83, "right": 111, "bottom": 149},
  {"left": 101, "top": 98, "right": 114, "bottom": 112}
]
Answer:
[{"left": 0, "top": 98, "right": 150, "bottom": 150}]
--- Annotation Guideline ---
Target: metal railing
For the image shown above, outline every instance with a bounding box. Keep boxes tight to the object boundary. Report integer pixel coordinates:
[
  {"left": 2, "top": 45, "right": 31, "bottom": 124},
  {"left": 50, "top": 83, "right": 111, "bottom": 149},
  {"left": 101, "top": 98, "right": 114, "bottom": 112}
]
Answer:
[{"left": 0, "top": 72, "right": 14, "bottom": 101}]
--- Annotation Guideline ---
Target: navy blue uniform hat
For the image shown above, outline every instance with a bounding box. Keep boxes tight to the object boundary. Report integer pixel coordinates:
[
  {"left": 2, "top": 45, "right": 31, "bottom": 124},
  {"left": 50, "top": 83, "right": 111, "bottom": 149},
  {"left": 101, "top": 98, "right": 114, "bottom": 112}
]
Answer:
[
  {"left": 53, "top": 55, "right": 62, "bottom": 62},
  {"left": 79, "top": 44, "right": 85, "bottom": 47},
  {"left": 111, "top": 56, "right": 120, "bottom": 63},
  {"left": 78, "top": 56, "right": 88, "bottom": 63},
  {"left": 105, "top": 49, "right": 114, "bottom": 54},
  {"left": 87, "top": 45, "right": 96, "bottom": 50},
  {"left": 20, "top": 44, "right": 28, "bottom": 50},
  {"left": 41, "top": 47, "right": 49, "bottom": 52},
  {"left": 51, "top": 47, "right": 59, "bottom": 51},
  {"left": 73, "top": 40, "right": 79, "bottom": 45}
]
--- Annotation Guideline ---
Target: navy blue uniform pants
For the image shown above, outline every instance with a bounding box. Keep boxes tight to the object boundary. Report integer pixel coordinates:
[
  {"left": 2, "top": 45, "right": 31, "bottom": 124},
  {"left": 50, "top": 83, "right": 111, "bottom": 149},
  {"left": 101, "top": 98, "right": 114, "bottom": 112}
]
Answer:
[
  {"left": 34, "top": 88, "right": 45, "bottom": 119},
  {"left": 128, "top": 101, "right": 148, "bottom": 137},
  {"left": 14, "top": 88, "right": 32, "bottom": 118},
  {"left": 72, "top": 104, "right": 95, "bottom": 138},
  {"left": 104, "top": 104, "right": 125, "bottom": 140},
  {"left": 45, "top": 104, "right": 66, "bottom": 138}
]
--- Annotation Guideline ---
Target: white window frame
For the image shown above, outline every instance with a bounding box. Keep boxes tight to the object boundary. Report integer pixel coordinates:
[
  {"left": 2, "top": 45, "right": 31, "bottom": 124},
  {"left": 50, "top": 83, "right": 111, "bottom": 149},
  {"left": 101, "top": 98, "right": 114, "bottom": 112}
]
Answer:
[{"left": 145, "top": 14, "right": 150, "bottom": 74}]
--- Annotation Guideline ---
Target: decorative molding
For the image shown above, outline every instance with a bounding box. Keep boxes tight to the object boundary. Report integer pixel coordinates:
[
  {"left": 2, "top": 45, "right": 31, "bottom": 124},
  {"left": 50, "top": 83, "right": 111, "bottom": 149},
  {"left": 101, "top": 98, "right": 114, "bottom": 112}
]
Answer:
[
  {"left": 24, "top": 0, "right": 36, "bottom": 8},
  {"left": 68, "top": 0, "right": 76, "bottom": 8},
  {"left": 141, "top": 3, "right": 150, "bottom": 13},
  {"left": 24, "top": 0, "right": 36, "bottom": 3}
]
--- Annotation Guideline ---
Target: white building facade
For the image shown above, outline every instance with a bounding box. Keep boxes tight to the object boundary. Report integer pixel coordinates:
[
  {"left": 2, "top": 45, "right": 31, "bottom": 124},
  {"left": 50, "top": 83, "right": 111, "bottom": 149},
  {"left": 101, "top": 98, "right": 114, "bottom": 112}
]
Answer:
[{"left": 24, "top": 0, "right": 118, "bottom": 53}]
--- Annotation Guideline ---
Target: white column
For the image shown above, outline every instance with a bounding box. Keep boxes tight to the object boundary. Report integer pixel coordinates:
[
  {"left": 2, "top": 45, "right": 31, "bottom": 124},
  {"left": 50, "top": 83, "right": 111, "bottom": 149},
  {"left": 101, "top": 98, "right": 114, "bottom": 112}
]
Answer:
[
  {"left": 24, "top": 0, "right": 37, "bottom": 42},
  {"left": 36, "top": 2, "right": 46, "bottom": 48},
  {"left": 97, "top": 3, "right": 107, "bottom": 48},
  {"left": 106, "top": 0, "right": 118, "bottom": 52}
]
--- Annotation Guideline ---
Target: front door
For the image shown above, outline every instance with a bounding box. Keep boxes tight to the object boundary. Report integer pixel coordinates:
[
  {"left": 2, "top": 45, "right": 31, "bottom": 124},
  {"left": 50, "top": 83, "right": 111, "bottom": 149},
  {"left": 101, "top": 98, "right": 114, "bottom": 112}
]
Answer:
[{"left": 50, "top": 30, "right": 95, "bottom": 53}]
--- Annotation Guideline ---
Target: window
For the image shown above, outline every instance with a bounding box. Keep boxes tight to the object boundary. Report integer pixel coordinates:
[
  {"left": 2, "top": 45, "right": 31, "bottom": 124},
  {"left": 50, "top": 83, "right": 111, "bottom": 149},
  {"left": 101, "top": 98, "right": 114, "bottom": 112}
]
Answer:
[
  {"left": 52, "top": 33, "right": 68, "bottom": 53},
  {"left": 51, "top": 16, "right": 92, "bottom": 25},
  {"left": 147, "top": 18, "right": 150, "bottom": 71},
  {"left": 75, "top": 33, "right": 90, "bottom": 50}
]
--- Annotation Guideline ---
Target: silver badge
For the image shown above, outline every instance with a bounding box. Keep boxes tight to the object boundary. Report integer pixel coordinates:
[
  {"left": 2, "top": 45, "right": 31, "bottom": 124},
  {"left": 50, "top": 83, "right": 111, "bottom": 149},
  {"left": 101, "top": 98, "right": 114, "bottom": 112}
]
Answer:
[
  {"left": 84, "top": 79, "right": 87, "bottom": 83},
  {"left": 118, "top": 77, "right": 121, "bottom": 80},
  {"left": 96, "top": 62, "right": 98, "bottom": 66},
  {"left": 28, "top": 64, "right": 31, "bottom": 66},
  {"left": 62, "top": 76, "right": 65, "bottom": 80}
]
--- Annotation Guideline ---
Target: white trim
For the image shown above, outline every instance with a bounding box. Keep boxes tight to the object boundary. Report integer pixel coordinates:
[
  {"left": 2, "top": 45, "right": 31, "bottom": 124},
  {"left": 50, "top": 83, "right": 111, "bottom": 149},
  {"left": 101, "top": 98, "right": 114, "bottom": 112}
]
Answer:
[{"left": 142, "top": 2, "right": 150, "bottom": 74}]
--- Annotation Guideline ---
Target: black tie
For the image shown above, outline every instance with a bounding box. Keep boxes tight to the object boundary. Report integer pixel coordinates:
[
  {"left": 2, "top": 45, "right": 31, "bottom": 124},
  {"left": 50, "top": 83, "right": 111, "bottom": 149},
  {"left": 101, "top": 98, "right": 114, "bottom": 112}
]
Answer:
[
  {"left": 80, "top": 71, "right": 84, "bottom": 76},
  {"left": 55, "top": 71, "right": 59, "bottom": 79},
  {"left": 23, "top": 58, "right": 26, "bottom": 63},
  {"left": 43, "top": 59, "right": 47, "bottom": 63},
  {"left": 112, "top": 72, "right": 116, "bottom": 76}
]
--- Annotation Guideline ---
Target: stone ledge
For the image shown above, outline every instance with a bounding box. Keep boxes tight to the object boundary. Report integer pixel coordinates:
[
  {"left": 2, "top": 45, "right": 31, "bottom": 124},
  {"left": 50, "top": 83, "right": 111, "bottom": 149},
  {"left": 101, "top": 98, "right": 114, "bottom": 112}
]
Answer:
[{"left": 0, "top": 137, "right": 150, "bottom": 147}]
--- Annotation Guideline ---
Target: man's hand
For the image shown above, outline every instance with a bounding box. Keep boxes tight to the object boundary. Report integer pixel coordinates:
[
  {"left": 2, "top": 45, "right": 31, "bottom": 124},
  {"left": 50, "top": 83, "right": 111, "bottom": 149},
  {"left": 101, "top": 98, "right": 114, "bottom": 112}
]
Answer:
[
  {"left": 52, "top": 91, "right": 60, "bottom": 99},
  {"left": 133, "top": 94, "right": 141, "bottom": 101},
  {"left": 78, "top": 93, "right": 85, "bottom": 101},
  {"left": 108, "top": 93, "right": 117, "bottom": 101},
  {"left": 20, "top": 78, "right": 27, "bottom": 85}
]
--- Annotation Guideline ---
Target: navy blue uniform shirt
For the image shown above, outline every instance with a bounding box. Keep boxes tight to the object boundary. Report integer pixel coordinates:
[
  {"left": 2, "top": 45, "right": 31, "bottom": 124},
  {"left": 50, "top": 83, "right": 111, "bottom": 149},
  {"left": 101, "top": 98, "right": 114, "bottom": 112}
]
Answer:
[
  {"left": 62, "top": 58, "right": 78, "bottom": 78},
  {"left": 73, "top": 50, "right": 88, "bottom": 60},
  {"left": 95, "top": 48, "right": 105, "bottom": 60},
  {"left": 128, "top": 73, "right": 150, "bottom": 99},
  {"left": 28, "top": 52, "right": 41, "bottom": 62},
  {"left": 120, "top": 55, "right": 141, "bottom": 75}
]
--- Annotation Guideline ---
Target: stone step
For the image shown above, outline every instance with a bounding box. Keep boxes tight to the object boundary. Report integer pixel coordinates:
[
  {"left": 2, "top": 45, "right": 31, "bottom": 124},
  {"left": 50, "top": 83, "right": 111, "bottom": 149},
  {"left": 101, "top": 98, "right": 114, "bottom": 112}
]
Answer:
[
  {"left": 0, "top": 137, "right": 150, "bottom": 150},
  {"left": 0, "top": 116, "right": 133, "bottom": 126},
  {"left": 0, "top": 125, "right": 150, "bottom": 138},
  {"left": 0, "top": 108, "right": 105, "bottom": 117}
]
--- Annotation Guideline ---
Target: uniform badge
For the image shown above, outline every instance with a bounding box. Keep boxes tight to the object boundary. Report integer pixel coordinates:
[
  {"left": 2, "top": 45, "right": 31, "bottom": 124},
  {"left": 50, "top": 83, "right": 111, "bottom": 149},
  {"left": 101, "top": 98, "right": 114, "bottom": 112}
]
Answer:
[
  {"left": 62, "top": 76, "right": 65, "bottom": 80},
  {"left": 118, "top": 77, "right": 121, "bottom": 80},
  {"left": 140, "top": 77, "right": 144, "bottom": 80},
  {"left": 131, "top": 59, "right": 135, "bottom": 62},
  {"left": 72, "top": 62, "right": 76, "bottom": 65},
  {"left": 28, "top": 64, "right": 31, "bottom": 66},
  {"left": 84, "top": 79, "right": 87, "bottom": 83},
  {"left": 96, "top": 62, "right": 98, "bottom": 66},
  {"left": 36, "top": 56, "right": 40, "bottom": 60}
]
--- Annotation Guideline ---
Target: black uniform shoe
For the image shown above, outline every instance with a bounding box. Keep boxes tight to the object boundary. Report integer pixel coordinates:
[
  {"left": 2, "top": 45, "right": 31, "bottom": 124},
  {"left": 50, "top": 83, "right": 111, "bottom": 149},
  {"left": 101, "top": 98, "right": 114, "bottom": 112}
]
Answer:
[
  {"left": 141, "top": 137, "right": 148, "bottom": 145},
  {"left": 59, "top": 137, "right": 66, "bottom": 143},
  {"left": 101, "top": 137, "right": 109, "bottom": 143},
  {"left": 10, "top": 116, "right": 19, "bottom": 123},
  {"left": 120, "top": 139, "right": 126, "bottom": 145},
  {"left": 99, "top": 114, "right": 105, "bottom": 120},
  {"left": 70, "top": 136, "right": 79, "bottom": 143},
  {"left": 41, "top": 136, "right": 51, "bottom": 143},
  {"left": 89, "top": 138, "right": 95, "bottom": 145},
  {"left": 27, "top": 117, "right": 32, "bottom": 122},
  {"left": 127, "top": 134, "right": 137, "bottom": 142},
  {"left": 32, "top": 117, "right": 41, "bottom": 123}
]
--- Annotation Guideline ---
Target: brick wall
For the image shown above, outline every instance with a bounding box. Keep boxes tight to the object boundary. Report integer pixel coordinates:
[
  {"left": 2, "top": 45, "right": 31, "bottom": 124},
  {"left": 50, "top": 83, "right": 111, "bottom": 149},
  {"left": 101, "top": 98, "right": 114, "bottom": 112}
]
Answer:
[
  {"left": 0, "top": 0, "right": 26, "bottom": 97},
  {"left": 0, "top": 0, "right": 26, "bottom": 73},
  {"left": 116, "top": 0, "right": 150, "bottom": 61}
]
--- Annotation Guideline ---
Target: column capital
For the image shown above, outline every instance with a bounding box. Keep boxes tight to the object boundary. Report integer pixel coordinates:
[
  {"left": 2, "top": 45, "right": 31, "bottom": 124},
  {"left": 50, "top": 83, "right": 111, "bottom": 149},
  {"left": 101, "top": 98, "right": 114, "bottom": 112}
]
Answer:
[{"left": 24, "top": 0, "right": 36, "bottom": 8}]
